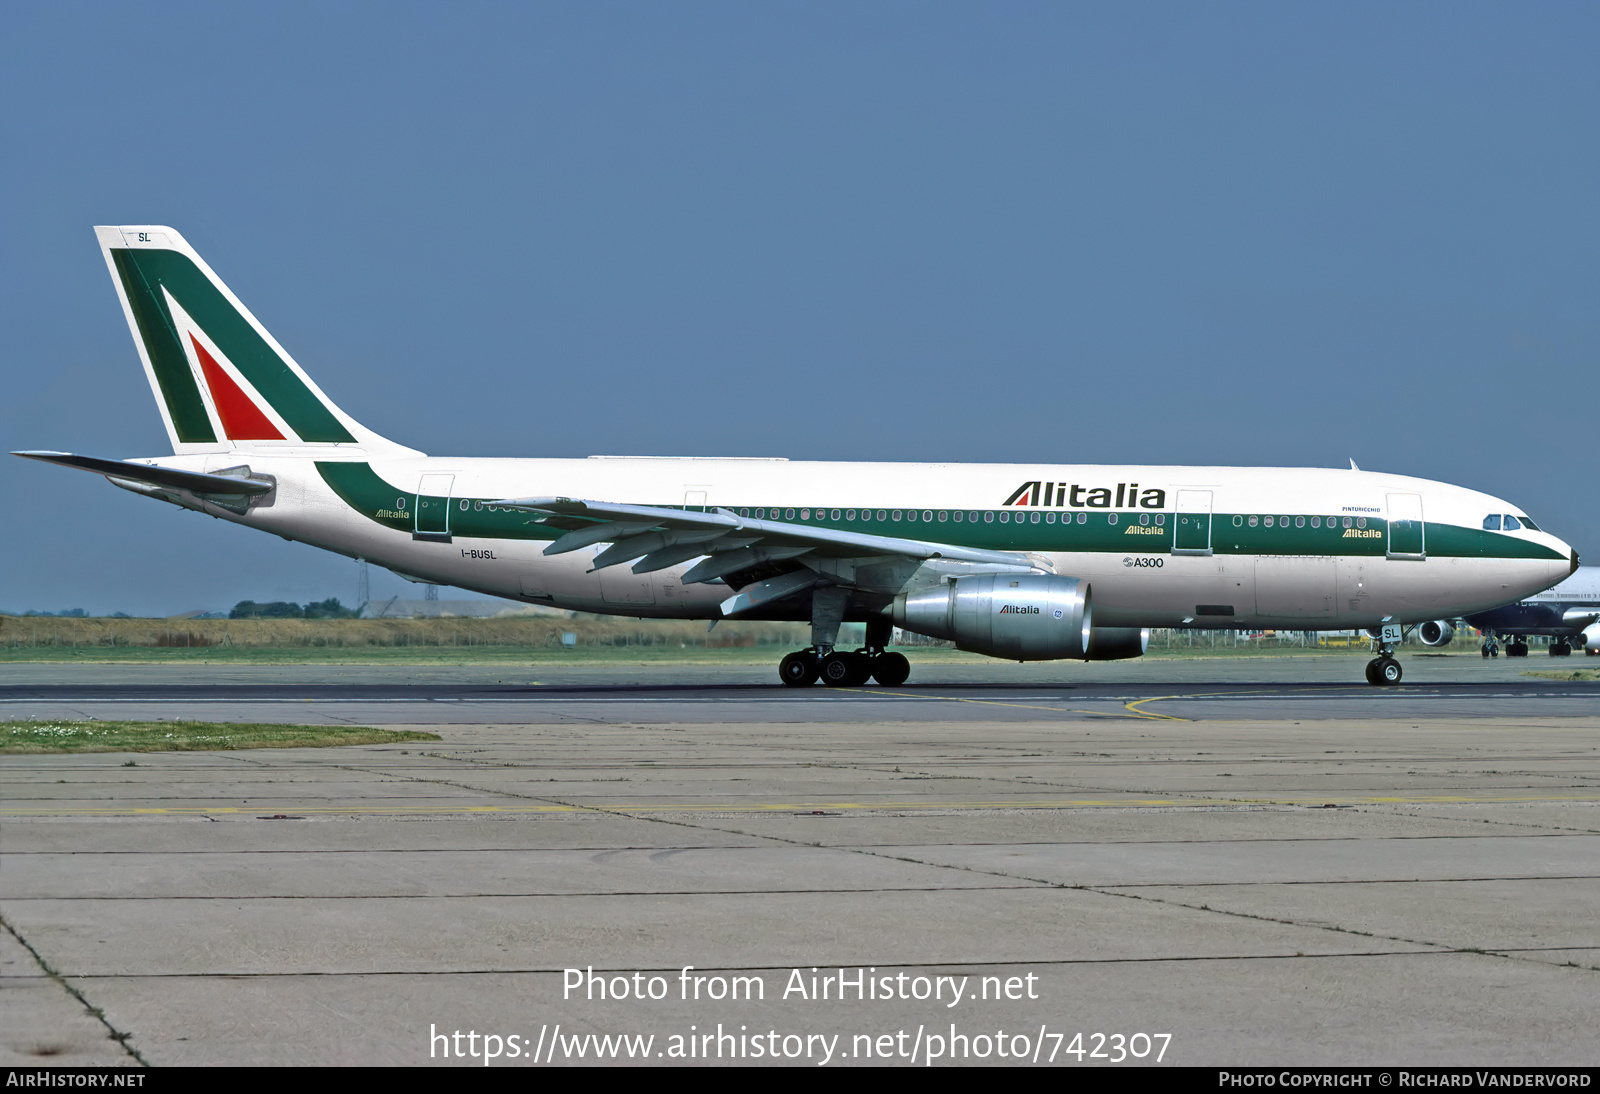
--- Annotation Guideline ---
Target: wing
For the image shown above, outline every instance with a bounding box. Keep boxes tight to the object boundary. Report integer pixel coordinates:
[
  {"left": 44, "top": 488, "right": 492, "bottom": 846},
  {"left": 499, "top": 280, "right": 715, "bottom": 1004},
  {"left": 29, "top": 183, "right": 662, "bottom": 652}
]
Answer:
[{"left": 497, "top": 496, "right": 1043, "bottom": 616}]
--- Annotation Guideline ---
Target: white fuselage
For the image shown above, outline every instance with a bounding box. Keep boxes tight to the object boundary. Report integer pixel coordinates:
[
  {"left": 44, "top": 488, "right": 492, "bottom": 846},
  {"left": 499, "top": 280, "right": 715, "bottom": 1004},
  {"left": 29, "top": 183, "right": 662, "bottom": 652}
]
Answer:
[{"left": 148, "top": 452, "right": 1574, "bottom": 631}]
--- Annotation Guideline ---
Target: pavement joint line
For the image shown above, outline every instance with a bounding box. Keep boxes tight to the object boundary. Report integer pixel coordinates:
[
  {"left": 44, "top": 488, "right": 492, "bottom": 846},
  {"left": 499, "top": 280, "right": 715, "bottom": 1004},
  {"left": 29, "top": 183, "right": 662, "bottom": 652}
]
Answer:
[
  {"left": 0, "top": 911, "right": 149, "bottom": 1066},
  {"left": 10, "top": 875, "right": 1600, "bottom": 901},
  {"left": 40, "top": 949, "right": 1497, "bottom": 980},
  {"left": 1080, "top": 885, "right": 1600, "bottom": 975},
  {"left": 6, "top": 791, "right": 1600, "bottom": 816}
]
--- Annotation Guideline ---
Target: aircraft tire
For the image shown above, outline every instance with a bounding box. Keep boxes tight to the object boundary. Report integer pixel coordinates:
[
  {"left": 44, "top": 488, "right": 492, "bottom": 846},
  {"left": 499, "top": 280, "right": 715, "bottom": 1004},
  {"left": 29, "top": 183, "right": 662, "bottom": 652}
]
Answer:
[
  {"left": 1550, "top": 643, "right": 1572, "bottom": 657},
  {"left": 1378, "top": 656, "right": 1403, "bottom": 685},
  {"left": 820, "top": 652, "right": 871, "bottom": 687},
  {"left": 779, "top": 651, "right": 819, "bottom": 687},
  {"left": 871, "top": 652, "right": 911, "bottom": 687},
  {"left": 1364, "top": 659, "right": 1382, "bottom": 686},
  {"left": 1480, "top": 644, "right": 1491, "bottom": 659}
]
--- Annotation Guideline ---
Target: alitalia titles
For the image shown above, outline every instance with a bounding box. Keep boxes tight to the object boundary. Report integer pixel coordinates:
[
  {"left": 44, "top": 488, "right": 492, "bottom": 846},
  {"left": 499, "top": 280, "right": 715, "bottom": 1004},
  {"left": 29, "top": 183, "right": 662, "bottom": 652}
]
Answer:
[{"left": 1004, "top": 481, "right": 1167, "bottom": 509}]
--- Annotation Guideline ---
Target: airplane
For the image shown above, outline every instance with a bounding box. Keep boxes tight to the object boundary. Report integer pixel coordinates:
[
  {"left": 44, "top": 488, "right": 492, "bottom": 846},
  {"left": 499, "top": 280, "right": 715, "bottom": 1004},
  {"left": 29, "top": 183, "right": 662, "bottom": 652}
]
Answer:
[
  {"left": 13, "top": 226, "right": 1581, "bottom": 688},
  {"left": 1414, "top": 567, "right": 1600, "bottom": 658}
]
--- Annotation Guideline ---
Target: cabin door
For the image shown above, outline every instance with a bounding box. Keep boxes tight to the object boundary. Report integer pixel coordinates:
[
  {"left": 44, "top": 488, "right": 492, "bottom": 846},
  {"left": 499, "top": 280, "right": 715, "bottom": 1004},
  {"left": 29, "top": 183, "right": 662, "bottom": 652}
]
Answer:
[
  {"left": 1387, "top": 493, "right": 1425, "bottom": 560},
  {"left": 414, "top": 474, "right": 455, "bottom": 542},
  {"left": 1173, "top": 489, "right": 1213, "bottom": 556}
]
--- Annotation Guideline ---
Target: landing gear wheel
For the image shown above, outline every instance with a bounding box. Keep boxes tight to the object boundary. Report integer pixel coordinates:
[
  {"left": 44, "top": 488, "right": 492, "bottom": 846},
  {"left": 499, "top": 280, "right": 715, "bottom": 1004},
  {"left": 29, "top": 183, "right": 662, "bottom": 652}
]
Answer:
[
  {"left": 1508, "top": 642, "right": 1529, "bottom": 658},
  {"left": 1550, "top": 643, "right": 1572, "bottom": 657},
  {"left": 821, "top": 651, "right": 872, "bottom": 687},
  {"left": 779, "top": 650, "right": 819, "bottom": 687},
  {"left": 871, "top": 652, "right": 911, "bottom": 686},
  {"left": 1365, "top": 657, "right": 1402, "bottom": 686},
  {"left": 1480, "top": 644, "right": 1491, "bottom": 659}
]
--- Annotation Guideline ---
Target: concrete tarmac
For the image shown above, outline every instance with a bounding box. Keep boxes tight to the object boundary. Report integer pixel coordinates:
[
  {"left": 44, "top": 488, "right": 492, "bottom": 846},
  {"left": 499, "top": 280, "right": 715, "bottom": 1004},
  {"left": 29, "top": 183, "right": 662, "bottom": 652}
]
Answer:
[{"left": 1, "top": 656, "right": 1597, "bottom": 1067}]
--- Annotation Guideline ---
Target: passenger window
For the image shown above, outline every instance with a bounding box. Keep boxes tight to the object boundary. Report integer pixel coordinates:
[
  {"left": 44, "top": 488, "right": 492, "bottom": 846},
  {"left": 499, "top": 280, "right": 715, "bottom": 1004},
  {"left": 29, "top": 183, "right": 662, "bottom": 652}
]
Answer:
[
  {"left": 1342, "top": 517, "right": 1352, "bottom": 528},
  {"left": 1264, "top": 516, "right": 1274, "bottom": 527},
  {"left": 830, "top": 509, "right": 840, "bottom": 521},
  {"left": 999, "top": 512, "right": 1009, "bottom": 523},
  {"left": 1295, "top": 516, "right": 1305, "bottom": 528},
  {"left": 924, "top": 511, "right": 933, "bottom": 522},
  {"left": 1108, "top": 512, "right": 1118, "bottom": 524},
  {"left": 938, "top": 511, "right": 947, "bottom": 522},
  {"left": 876, "top": 510, "right": 886, "bottom": 521},
  {"left": 1310, "top": 516, "right": 1319, "bottom": 528},
  {"left": 1248, "top": 515, "right": 1258, "bottom": 527},
  {"left": 1232, "top": 515, "right": 1243, "bottom": 527},
  {"left": 1155, "top": 514, "right": 1164, "bottom": 525},
  {"left": 845, "top": 509, "right": 855, "bottom": 521},
  {"left": 1030, "top": 512, "right": 1040, "bottom": 523},
  {"left": 892, "top": 510, "right": 902, "bottom": 521},
  {"left": 1046, "top": 513, "right": 1055, "bottom": 523},
  {"left": 1076, "top": 512, "right": 1086, "bottom": 524},
  {"left": 1139, "top": 513, "right": 1150, "bottom": 525}
]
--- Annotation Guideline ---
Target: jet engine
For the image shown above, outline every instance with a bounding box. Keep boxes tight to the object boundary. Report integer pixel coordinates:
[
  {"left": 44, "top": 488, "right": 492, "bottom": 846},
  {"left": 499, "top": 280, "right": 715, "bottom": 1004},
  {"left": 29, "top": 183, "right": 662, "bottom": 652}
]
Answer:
[
  {"left": 891, "top": 574, "right": 1094, "bottom": 661},
  {"left": 1581, "top": 622, "right": 1600, "bottom": 654},
  {"left": 1416, "top": 620, "right": 1455, "bottom": 647}
]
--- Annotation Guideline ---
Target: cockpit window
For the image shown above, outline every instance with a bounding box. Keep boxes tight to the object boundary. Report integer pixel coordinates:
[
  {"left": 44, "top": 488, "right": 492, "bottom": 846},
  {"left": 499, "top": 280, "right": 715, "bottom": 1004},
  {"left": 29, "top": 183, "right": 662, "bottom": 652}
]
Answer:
[
  {"left": 1518, "top": 516, "right": 1540, "bottom": 531},
  {"left": 1482, "top": 515, "right": 1502, "bottom": 530},
  {"left": 1502, "top": 515, "right": 1522, "bottom": 531}
]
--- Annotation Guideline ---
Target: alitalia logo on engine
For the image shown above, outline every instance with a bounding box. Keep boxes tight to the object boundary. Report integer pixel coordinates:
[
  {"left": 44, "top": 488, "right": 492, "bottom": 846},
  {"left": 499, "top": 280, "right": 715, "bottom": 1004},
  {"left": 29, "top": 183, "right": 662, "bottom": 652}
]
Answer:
[
  {"left": 1003, "top": 481, "right": 1167, "bottom": 509},
  {"left": 997, "top": 604, "right": 1040, "bottom": 614}
]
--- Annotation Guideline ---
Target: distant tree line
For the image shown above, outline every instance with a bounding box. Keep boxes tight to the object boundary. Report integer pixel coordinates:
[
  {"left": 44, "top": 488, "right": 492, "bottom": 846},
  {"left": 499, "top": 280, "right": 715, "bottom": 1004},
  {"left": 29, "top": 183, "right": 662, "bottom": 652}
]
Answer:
[
  {"left": 17, "top": 609, "right": 132, "bottom": 618},
  {"left": 229, "top": 598, "right": 360, "bottom": 620}
]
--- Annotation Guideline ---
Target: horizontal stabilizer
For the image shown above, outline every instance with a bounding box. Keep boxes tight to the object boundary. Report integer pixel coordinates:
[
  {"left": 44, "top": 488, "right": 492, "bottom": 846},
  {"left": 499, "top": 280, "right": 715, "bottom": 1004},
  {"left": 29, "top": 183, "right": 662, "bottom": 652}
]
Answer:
[{"left": 12, "top": 450, "right": 272, "bottom": 496}]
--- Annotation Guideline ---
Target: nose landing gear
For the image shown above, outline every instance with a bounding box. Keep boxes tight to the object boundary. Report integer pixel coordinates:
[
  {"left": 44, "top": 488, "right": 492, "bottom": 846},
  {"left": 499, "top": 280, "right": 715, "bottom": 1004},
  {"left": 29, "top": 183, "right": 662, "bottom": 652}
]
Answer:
[
  {"left": 1365, "top": 655, "right": 1403, "bottom": 685},
  {"left": 1365, "top": 627, "right": 1405, "bottom": 685}
]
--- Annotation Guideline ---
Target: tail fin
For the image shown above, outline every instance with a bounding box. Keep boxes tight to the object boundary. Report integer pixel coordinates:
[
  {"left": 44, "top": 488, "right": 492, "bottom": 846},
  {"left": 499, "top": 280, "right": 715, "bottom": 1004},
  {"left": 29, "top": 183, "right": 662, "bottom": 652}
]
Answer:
[{"left": 95, "top": 226, "right": 416, "bottom": 456}]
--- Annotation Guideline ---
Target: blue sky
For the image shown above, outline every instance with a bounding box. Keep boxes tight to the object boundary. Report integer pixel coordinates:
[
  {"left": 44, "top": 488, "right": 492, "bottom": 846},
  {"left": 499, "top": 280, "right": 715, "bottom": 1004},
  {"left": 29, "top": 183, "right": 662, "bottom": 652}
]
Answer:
[{"left": 2, "top": 1, "right": 1594, "bottom": 615}]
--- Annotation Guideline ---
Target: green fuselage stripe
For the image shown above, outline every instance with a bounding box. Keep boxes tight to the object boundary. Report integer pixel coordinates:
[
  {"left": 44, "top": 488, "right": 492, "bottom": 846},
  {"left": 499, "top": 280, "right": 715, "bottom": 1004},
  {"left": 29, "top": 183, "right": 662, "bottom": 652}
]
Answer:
[{"left": 315, "top": 463, "right": 1564, "bottom": 562}]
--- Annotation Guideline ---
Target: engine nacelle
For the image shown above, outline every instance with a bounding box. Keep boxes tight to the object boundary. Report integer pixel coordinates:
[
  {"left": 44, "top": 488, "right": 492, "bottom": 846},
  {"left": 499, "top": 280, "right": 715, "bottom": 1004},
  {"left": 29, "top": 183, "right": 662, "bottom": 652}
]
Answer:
[
  {"left": 1084, "top": 626, "right": 1150, "bottom": 661},
  {"left": 1416, "top": 620, "right": 1455, "bottom": 647},
  {"left": 1580, "top": 622, "right": 1600, "bottom": 652},
  {"left": 892, "top": 574, "right": 1092, "bottom": 661}
]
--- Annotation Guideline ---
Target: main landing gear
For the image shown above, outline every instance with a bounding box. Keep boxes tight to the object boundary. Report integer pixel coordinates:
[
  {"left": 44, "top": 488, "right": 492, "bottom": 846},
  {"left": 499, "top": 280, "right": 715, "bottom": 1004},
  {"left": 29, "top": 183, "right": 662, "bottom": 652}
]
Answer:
[
  {"left": 1480, "top": 638, "right": 1499, "bottom": 658},
  {"left": 779, "top": 647, "right": 911, "bottom": 687},
  {"left": 778, "top": 597, "right": 911, "bottom": 688}
]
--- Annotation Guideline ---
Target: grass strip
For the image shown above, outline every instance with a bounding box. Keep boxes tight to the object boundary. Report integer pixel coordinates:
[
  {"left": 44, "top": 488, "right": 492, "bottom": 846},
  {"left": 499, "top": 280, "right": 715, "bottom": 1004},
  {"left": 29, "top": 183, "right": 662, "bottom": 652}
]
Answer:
[
  {"left": 1, "top": 720, "right": 441, "bottom": 754},
  {"left": 1522, "top": 668, "right": 1600, "bottom": 682}
]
